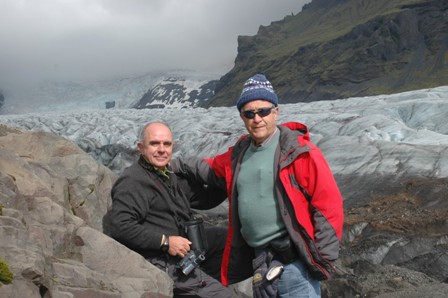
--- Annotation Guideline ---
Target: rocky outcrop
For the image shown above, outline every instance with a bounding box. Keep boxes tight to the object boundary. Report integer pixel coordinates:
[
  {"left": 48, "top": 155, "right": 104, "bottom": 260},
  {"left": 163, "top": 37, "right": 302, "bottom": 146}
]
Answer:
[
  {"left": 208, "top": 0, "right": 448, "bottom": 107},
  {"left": 326, "top": 177, "right": 448, "bottom": 297},
  {"left": 134, "top": 77, "right": 219, "bottom": 109},
  {"left": 0, "top": 125, "right": 173, "bottom": 297},
  {"left": 0, "top": 125, "right": 250, "bottom": 297}
]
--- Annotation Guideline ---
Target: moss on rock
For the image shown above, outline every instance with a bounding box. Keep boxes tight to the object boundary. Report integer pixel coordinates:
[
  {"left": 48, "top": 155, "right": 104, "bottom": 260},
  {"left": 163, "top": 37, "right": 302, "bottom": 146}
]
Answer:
[{"left": 0, "top": 258, "right": 14, "bottom": 287}]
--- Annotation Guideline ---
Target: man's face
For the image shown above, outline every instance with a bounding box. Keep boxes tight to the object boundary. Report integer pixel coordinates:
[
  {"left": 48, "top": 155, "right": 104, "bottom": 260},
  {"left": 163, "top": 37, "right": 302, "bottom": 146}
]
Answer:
[
  {"left": 240, "top": 99, "right": 278, "bottom": 145},
  {"left": 138, "top": 123, "right": 173, "bottom": 168}
]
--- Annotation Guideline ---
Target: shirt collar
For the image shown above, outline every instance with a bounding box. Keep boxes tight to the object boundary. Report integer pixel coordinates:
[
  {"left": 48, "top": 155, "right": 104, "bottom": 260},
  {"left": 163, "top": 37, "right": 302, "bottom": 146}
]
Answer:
[{"left": 138, "top": 155, "right": 171, "bottom": 179}]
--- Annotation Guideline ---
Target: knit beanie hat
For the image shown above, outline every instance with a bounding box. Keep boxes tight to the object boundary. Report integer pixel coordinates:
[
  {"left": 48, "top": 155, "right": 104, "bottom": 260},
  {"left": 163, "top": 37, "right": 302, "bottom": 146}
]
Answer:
[{"left": 236, "top": 74, "right": 278, "bottom": 111}]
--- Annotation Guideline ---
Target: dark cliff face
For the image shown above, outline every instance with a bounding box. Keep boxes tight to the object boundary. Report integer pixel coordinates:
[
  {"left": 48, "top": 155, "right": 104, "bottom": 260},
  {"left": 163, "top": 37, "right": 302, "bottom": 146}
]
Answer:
[{"left": 207, "top": 0, "right": 448, "bottom": 107}]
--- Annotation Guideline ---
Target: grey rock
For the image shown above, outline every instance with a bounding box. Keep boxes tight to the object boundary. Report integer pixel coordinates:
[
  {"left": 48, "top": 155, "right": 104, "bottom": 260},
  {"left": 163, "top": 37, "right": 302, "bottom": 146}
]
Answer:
[{"left": 0, "top": 125, "right": 172, "bottom": 297}]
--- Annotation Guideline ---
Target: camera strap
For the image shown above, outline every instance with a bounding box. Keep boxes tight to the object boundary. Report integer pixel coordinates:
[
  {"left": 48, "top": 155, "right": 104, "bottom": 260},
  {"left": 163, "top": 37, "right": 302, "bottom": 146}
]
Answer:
[
  {"left": 161, "top": 175, "right": 194, "bottom": 235},
  {"left": 141, "top": 157, "right": 194, "bottom": 236},
  {"left": 165, "top": 191, "right": 194, "bottom": 236}
]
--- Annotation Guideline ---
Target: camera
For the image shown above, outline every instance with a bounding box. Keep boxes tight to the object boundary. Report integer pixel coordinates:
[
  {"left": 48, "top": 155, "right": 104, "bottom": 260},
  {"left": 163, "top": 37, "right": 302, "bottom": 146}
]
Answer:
[
  {"left": 184, "top": 218, "right": 208, "bottom": 252},
  {"left": 176, "top": 217, "right": 208, "bottom": 276},
  {"left": 177, "top": 250, "right": 206, "bottom": 275}
]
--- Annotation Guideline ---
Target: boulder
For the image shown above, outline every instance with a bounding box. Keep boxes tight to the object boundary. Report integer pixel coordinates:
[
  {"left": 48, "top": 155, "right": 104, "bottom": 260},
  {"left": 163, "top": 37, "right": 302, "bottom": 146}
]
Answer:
[{"left": 0, "top": 125, "right": 172, "bottom": 297}]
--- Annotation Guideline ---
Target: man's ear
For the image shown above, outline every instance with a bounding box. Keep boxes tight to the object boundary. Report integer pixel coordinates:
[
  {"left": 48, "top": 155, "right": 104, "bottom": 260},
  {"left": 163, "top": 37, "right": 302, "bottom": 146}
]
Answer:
[{"left": 137, "top": 142, "right": 143, "bottom": 151}]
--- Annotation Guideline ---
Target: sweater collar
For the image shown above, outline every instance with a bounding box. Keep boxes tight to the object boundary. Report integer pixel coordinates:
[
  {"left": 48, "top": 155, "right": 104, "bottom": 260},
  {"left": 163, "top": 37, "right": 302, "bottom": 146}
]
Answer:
[{"left": 252, "top": 126, "right": 279, "bottom": 148}]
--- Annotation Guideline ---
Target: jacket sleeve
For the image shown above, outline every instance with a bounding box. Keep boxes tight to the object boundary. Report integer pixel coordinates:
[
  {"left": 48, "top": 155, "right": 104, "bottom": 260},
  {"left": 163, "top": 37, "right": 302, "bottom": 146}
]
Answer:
[
  {"left": 171, "top": 155, "right": 228, "bottom": 192},
  {"left": 298, "top": 148, "right": 344, "bottom": 262},
  {"left": 176, "top": 173, "right": 227, "bottom": 210},
  {"left": 109, "top": 172, "right": 163, "bottom": 252}
]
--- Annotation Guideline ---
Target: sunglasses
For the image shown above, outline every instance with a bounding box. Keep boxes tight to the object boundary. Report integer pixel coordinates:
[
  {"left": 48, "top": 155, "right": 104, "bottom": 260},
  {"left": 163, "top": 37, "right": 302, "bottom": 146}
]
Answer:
[{"left": 241, "top": 106, "right": 276, "bottom": 119}]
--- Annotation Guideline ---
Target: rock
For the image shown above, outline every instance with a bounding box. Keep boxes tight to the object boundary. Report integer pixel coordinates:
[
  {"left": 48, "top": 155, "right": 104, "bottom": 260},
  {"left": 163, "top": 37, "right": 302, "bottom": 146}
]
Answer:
[
  {"left": 0, "top": 125, "right": 172, "bottom": 297},
  {"left": 326, "top": 176, "right": 448, "bottom": 297}
]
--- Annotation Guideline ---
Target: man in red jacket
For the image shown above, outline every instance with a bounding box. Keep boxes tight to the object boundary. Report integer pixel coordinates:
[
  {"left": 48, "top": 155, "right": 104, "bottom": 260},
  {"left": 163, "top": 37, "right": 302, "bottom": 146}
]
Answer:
[{"left": 173, "top": 74, "right": 344, "bottom": 297}]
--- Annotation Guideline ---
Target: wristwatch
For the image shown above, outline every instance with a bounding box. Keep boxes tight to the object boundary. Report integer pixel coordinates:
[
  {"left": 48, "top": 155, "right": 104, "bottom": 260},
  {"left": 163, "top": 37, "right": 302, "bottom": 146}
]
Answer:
[{"left": 160, "top": 235, "right": 169, "bottom": 252}]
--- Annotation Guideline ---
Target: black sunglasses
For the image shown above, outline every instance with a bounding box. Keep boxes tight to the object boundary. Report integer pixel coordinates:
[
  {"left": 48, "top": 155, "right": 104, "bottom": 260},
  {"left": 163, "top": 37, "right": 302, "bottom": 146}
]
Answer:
[{"left": 241, "top": 106, "right": 276, "bottom": 119}]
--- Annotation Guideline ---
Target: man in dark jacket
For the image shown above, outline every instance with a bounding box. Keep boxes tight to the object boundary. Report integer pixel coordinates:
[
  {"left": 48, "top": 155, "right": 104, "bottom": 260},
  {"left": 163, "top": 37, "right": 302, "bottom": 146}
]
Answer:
[
  {"left": 110, "top": 122, "right": 231, "bottom": 298},
  {"left": 172, "top": 74, "right": 344, "bottom": 298}
]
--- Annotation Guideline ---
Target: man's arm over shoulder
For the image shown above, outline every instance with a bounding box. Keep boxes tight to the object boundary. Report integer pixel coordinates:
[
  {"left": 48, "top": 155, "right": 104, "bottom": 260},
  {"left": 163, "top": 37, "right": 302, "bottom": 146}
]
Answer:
[
  {"left": 171, "top": 155, "right": 228, "bottom": 190},
  {"left": 176, "top": 173, "right": 227, "bottom": 210}
]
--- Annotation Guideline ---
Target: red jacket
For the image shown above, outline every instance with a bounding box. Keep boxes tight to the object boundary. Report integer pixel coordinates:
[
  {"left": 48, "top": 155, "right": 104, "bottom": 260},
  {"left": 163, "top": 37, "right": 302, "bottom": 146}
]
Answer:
[{"left": 174, "top": 122, "right": 344, "bottom": 285}]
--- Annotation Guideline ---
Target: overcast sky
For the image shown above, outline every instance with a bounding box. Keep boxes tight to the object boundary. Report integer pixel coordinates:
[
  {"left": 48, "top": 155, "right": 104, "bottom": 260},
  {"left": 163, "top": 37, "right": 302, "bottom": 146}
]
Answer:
[{"left": 0, "top": 0, "right": 310, "bottom": 87}]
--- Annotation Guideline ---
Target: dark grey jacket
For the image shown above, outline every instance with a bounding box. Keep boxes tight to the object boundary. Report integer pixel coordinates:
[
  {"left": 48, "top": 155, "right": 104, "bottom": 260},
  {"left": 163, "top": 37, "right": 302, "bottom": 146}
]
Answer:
[{"left": 110, "top": 155, "right": 226, "bottom": 259}]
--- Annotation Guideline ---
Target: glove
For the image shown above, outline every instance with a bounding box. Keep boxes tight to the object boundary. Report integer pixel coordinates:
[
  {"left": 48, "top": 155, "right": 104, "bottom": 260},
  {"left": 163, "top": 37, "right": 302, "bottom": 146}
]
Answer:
[{"left": 252, "top": 251, "right": 284, "bottom": 298}]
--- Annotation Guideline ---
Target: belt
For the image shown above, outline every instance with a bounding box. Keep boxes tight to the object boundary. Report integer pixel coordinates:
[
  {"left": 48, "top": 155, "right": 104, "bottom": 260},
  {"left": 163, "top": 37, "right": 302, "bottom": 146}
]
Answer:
[{"left": 269, "top": 236, "right": 299, "bottom": 264}]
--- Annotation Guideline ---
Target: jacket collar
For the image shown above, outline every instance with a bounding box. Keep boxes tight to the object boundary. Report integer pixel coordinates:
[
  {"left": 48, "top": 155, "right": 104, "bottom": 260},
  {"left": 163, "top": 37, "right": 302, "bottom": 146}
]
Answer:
[{"left": 138, "top": 155, "right": 170, "bottom": 179}]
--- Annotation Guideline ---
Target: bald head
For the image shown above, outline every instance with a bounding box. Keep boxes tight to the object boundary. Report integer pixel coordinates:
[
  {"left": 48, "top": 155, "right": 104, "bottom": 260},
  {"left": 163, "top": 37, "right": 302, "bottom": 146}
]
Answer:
[{"left": 138, "top": 122, "right": 173, "bottom": 168}]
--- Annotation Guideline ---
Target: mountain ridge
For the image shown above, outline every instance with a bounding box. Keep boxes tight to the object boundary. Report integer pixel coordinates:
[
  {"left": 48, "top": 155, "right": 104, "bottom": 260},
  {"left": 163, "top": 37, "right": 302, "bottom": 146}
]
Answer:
[
  {"left": 1, "top": 0, "right": 446, "bottom": 114},
  {"left": 207, "top": 0, "right": 448, "bottom": 107}
]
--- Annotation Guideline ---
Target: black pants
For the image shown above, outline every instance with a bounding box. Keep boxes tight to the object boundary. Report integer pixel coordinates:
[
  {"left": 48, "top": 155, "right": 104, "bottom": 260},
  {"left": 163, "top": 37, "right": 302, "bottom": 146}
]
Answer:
[{"left": 150, "top": 226, "right": 232, "bottom": 298}]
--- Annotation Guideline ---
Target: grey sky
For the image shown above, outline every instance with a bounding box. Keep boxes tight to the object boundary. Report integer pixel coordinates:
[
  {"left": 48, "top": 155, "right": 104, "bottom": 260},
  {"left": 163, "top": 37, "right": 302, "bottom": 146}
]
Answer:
[{"left": 0, "top": 0, "right": 309, "bottom": 86}]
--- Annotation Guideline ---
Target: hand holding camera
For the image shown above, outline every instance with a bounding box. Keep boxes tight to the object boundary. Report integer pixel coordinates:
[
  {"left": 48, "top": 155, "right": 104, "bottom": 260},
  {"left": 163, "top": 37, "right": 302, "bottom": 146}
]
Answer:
[{"left": 176, "top": 218, "right": 209, "bottom": 276}]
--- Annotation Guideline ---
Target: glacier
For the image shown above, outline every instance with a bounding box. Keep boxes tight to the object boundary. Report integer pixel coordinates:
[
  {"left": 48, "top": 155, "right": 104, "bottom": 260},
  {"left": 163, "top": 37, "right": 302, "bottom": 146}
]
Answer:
[
  {"left": 1, "top": 85, "right": 448, "bottom": 204},
  {"left": 1, "top": 85, "right": 448, "bottom": 292},
  {"left": 0, "top": 69, "right": 220, "bottom": 114}
]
